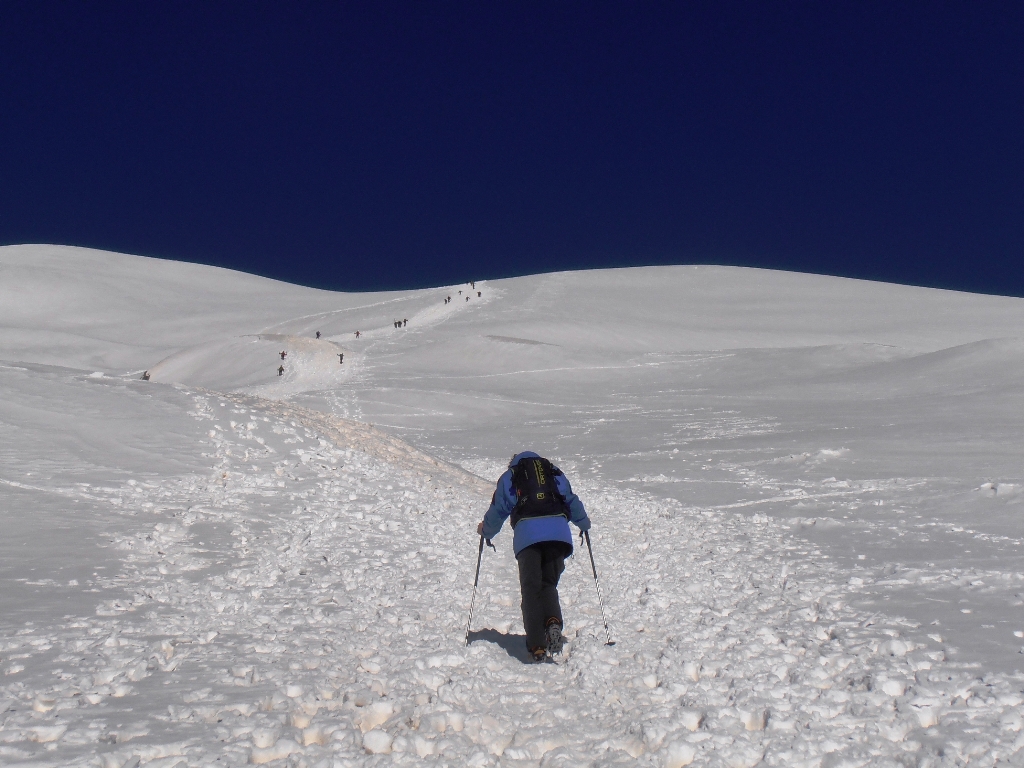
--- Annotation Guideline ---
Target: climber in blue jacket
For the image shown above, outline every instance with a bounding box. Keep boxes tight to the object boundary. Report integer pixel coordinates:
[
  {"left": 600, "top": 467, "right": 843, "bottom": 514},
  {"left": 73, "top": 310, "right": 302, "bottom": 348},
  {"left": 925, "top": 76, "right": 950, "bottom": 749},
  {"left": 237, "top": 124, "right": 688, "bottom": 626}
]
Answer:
[{"left": 477, "top": 451, "right": 591, "bottom": 661}]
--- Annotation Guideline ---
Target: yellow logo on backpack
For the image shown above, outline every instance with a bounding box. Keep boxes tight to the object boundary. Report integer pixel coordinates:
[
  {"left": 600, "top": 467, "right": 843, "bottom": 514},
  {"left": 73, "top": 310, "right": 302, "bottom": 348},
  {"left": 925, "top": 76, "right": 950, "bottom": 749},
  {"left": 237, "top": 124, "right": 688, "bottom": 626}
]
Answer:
[{"left": 533, "top": 460, "right": 548, "bottom": 501}]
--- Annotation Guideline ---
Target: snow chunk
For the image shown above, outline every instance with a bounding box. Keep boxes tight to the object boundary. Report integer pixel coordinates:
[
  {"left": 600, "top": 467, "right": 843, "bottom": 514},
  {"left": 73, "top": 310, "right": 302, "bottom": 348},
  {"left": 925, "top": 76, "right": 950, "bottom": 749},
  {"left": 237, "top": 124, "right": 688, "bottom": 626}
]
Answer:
[
  {"left": 251, "top": 728, "right": 279, "bottom": 749},
  {"left": 251, "top": 738, "right": 300, "bottom": 764},
  {"left": 363, "top": 729, "right": 393, "bottom": 754},
  {"left": 356, "top": 701, "right": 394, "bottom": 733},
  {"left": 426, "top": 652, "right": 464, "bottom": 669},
  {"left": 738, "top": 707, "right": 768, "bottom": 731},
  {"left": 662, "top": 740, "right": 696, "bottom": 767},
  {"left": 413, "top": 734, "right": 435, "bottom": 757},
  {"left": 880, "top": 679, "right": 906, "bottom": 697},
  {"left": 301, "top": 725, "right": 329, "bottom": 746},
  {"left": 979, "top": 482, "right": 1021, "bottom": 497},
  {"left": 678, "top": 709, "right": 703, "bottom": 732}
]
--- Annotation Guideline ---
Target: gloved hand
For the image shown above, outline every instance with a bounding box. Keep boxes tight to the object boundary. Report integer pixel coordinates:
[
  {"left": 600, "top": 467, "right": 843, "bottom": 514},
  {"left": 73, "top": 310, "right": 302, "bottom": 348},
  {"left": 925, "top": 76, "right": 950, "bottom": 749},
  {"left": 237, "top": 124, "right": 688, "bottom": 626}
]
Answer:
[{"left": 576, "top": 517, "right": 591, "bottom": 532}]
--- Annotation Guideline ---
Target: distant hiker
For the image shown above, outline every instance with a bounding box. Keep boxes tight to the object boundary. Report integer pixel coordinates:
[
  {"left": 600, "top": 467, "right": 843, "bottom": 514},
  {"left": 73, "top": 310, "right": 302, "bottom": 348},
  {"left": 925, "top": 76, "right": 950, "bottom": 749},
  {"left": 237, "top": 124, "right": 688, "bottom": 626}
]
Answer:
[
  {"left": 278, "top": 365, "right": 284, "bottom": 376},
  {"left": 403, "top": 319, "right": 408, "bottom": 327},
  {"left": 477, "top": 452, "right": 591, "bottom": 662},
  {"left": 355, "top": 331, "right": 361, "bottom": 338},
  {"left": 316, "top": 331, "right": 321, "bottom": 339},
  {"left": 338, "top": 353, "right": 344, "bottom": 364},
  {"left": 141, "top": 371, "right": 150, "bottom": 381},
  {"left": 466, "top": 296, "right": 470, "bottom": 302},
  {"left": 477, "top": 291, "right": 481, "bottom": 297},
  {"left": 280, "top": 351, "right": 287, "bottom": 360},
  {"left": 447, "top": 296, "right": 451, "bottom": 303},
  {"left": 471, "top": 281, "right": 475, "bottom": 289}
]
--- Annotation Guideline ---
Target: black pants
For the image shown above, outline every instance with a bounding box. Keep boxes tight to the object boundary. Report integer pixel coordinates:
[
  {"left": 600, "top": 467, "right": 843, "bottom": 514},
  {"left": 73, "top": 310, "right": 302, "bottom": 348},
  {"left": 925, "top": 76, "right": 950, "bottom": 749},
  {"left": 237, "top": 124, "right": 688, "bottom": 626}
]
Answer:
[{"left": 516, "top": 541, "right": 569, "bottom": 650}]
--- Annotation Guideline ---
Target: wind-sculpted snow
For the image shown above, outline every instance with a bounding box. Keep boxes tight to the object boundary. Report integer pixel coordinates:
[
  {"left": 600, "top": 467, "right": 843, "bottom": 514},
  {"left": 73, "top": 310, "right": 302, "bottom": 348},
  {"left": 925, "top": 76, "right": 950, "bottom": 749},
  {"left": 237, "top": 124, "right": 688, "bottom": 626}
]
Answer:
[{"left": 3, "top": 388, "right": 1023, "bottom": 767}]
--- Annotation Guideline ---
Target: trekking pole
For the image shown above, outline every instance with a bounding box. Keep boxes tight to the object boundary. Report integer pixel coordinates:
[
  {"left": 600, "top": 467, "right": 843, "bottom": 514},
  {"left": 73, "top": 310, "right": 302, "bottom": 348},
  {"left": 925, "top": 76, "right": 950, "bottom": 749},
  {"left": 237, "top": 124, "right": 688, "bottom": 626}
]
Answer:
[
  {"left": 583, "top": 531, "right": 615, "bottom": 646},
  {"left": 465, "top": 535, "right": 491, "bottom": 645}
]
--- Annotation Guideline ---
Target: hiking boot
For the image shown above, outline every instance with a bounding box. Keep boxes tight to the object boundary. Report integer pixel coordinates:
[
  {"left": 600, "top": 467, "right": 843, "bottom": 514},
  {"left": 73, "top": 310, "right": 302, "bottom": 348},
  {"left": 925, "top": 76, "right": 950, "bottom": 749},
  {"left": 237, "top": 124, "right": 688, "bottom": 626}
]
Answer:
[
  {"left": 529, "top": 646, "right": 548, "bottom": 663},
  {"left": 544, "top": 619, "right": 564, "bottom": 656}
]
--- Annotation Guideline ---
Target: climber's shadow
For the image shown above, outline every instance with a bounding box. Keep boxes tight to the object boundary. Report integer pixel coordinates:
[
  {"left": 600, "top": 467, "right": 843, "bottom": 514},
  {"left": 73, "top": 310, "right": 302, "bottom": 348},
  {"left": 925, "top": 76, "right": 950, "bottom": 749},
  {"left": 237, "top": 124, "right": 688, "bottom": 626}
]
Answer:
[{"left": 467, "top": 628, "right": 532, "bottom": 664}]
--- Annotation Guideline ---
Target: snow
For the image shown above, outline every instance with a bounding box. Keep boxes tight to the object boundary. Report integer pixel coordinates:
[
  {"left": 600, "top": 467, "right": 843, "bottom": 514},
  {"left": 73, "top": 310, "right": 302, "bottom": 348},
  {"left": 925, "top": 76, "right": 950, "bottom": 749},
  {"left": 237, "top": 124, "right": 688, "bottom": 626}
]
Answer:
[{"left": 3, "top": 244, "right": 1024, "bottom": 766}]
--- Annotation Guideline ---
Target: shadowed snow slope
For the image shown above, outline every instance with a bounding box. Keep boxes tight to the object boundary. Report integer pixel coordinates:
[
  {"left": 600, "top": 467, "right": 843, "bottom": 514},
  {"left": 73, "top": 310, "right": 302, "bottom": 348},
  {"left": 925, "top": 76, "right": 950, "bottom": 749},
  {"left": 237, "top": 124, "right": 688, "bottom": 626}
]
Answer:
[
  {"left": 820, "top": 337, "right": 1024, "bottom": 395},
  {"left": 3, "top": 244, "right": 1024, "bottom": 767}
]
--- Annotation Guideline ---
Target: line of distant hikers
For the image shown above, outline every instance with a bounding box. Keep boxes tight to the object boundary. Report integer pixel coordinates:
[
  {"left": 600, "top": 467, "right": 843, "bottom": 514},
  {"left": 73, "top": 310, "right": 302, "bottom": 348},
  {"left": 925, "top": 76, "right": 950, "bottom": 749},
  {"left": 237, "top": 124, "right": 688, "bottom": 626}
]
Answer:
[{"left": 141, "top": 279, "right": 485, "bottom": 382}]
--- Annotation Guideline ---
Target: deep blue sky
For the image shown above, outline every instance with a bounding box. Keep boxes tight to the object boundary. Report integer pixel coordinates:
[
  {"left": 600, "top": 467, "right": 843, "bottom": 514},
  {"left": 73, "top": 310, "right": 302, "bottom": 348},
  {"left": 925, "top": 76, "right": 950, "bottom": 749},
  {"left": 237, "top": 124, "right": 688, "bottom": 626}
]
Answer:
[{"left": 2, "top": 3, "right": 1022, "bottom": 294}]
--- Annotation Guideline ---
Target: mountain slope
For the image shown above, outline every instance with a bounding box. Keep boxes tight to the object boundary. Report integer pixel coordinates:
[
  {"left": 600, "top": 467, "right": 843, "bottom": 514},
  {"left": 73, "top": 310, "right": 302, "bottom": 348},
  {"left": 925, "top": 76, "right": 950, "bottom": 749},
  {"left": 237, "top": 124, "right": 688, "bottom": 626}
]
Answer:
[{"left": 3, "top": 245, "right": 1024, "bottom": 765}]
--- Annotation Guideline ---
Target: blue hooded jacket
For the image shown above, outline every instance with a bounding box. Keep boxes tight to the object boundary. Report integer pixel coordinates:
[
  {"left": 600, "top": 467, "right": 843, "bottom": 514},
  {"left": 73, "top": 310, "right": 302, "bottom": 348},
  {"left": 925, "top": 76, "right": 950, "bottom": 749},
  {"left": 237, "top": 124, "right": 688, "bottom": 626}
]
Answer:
[{"left": 481, "top": 451, "right": 591, "bottom": 555}]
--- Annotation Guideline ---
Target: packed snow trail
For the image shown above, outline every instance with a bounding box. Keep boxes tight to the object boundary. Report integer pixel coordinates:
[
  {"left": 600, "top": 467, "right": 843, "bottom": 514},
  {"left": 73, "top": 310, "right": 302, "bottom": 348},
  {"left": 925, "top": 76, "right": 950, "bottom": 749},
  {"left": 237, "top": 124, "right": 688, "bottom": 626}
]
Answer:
[{"left": 3, "top": 389, "right": 1024, "bottom": 766}]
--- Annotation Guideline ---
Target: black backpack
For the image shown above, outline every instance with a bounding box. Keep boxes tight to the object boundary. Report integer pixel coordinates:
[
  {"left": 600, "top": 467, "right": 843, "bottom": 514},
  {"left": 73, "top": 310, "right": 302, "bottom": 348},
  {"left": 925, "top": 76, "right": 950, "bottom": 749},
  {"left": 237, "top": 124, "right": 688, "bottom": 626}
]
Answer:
[{"left": 509, "top": 456, "right": 570, "bottom": 529}]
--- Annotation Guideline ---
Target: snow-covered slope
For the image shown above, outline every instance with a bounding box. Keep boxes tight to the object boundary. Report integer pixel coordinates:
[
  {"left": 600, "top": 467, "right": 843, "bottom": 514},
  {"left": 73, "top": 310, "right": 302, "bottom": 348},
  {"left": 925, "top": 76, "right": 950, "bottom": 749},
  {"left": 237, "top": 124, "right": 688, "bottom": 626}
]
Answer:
[
  {"left": 0, "top": 245, "right": 409, "bottom": 371},
  {"left": 5, "top": 245, "right": 1024, "bottom": 370},
  {"left": 3, "top": 244, "right": 1024, "bottom": 766}
]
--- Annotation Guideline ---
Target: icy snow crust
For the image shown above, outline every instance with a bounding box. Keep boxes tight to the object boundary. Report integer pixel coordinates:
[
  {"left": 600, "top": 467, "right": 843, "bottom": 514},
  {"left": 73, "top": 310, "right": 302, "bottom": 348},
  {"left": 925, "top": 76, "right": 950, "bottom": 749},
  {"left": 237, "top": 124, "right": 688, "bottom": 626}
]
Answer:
[{"left": 2, "top": 246, "right": 1024, "bottom": 766}]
